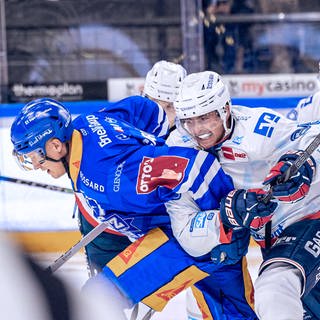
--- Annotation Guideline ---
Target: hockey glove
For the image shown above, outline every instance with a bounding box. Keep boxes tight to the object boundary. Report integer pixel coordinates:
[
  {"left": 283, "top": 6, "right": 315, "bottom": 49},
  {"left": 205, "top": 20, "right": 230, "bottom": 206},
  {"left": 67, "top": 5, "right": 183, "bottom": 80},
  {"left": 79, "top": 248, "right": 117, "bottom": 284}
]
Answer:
[
  {"left": 263, "top": 150, "right": 316, "bottom": 203},
  {"left": 220, "top": 189, "right": 278, "bottom": 230},
  {"left": 210, "top": 228, "right": 250, "bottom": 265}
]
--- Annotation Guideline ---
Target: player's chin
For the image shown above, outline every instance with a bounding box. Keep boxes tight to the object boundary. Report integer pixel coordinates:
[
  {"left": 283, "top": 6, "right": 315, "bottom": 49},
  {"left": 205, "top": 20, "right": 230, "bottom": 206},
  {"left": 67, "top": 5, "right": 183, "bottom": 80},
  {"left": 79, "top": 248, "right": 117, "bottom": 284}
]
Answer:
[
  {"left": 48, "top": 170, "right": 64, "bottom": 179},
  {"left": 197, "top": 138, "right": 217, "bottom": 150}
]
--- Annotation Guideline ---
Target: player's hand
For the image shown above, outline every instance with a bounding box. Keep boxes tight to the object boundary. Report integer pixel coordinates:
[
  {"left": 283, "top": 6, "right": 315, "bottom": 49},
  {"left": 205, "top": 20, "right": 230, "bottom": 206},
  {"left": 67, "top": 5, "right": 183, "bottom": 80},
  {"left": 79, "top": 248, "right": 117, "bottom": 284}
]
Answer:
[
  {"left": 219, "top": 189, "right": 277, "bottom": 230},
  {"left": 211, "top": 228, "right": 250, "bottom": 265},
  {"left": 263, "top": 150, "right": 316, "bottom": 203}
]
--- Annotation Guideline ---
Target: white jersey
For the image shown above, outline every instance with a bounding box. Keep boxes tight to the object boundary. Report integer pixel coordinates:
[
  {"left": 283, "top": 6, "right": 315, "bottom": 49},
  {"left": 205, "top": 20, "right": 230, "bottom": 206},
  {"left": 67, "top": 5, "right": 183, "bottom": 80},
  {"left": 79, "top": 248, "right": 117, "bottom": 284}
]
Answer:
[
  {"left": 167, "top": 105, "right": 320, "bottom": 251},
  {"left": 287, "top": 91, "right": 320, "bottom": 123}
]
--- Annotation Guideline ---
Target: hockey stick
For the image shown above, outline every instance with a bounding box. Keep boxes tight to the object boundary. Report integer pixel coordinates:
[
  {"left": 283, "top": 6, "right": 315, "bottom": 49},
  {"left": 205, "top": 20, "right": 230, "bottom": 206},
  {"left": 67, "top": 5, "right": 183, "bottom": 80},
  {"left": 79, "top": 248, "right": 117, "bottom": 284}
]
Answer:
[
  {"left": 0, "top": 175, "right": 73, "bottom": 194},
  {"left": 264, "top": 132, "right": 320, "bottom": 249},
  {"left": 46, "top": 221, "right": 109, "bottom": 274}
]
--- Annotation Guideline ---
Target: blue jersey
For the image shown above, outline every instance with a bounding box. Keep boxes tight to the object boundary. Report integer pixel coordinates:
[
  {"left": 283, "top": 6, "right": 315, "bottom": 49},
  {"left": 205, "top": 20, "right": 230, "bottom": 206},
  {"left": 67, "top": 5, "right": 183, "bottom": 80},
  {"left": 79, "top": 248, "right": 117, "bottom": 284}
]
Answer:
[
  {"left": 69, "top": 109, "right": 233, "bottom": 240},
  {"left": 100, "top": 95, "right": 170, "bottom": 139}
]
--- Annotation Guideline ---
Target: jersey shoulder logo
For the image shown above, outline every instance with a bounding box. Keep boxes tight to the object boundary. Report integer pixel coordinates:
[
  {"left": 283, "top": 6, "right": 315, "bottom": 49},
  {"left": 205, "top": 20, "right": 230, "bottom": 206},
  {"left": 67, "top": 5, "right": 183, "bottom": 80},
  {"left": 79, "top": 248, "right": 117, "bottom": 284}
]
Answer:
[{"left": 254, "top": 112, "right": 280, "bottom": 137}]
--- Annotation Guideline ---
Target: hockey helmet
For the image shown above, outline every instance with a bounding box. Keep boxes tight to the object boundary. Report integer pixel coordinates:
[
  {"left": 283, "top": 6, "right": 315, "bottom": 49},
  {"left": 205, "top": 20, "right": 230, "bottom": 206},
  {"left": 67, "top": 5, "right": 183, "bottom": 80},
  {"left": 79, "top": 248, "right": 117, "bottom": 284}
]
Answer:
[
  {"left": 174, "top": 71, "right": 232, "bottom": 139},
  {"left": 11, "top": 98, "right": 73, "bottom": 170},
  {"left": 143, "top": 60, "right": 187, "bottom": 102}
]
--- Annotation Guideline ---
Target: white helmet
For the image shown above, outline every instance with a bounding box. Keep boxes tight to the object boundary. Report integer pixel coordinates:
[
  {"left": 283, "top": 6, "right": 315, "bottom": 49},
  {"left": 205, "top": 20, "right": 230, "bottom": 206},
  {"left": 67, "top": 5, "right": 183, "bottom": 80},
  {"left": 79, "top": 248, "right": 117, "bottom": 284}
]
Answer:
[
  {"left": 174, "top": 71, "right": 232, "bottom": 138},
  {"left": 143, "top": 60, "right": 187, "bottom": 102}
]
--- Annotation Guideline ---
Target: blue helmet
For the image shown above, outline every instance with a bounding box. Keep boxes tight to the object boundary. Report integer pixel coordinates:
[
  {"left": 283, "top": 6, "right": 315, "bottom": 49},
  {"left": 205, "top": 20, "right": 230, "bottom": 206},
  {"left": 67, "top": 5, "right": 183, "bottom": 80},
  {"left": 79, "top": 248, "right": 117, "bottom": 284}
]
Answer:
[{"left": 11, "top": 98, "right": 73, "bottom": 156}]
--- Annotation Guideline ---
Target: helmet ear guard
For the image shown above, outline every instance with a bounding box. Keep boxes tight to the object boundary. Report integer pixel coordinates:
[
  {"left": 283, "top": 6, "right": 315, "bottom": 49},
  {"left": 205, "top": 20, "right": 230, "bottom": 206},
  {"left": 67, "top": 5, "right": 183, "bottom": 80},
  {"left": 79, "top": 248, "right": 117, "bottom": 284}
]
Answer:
[{"left": 143, "top": 60, "right": 187, "bottom": 103}]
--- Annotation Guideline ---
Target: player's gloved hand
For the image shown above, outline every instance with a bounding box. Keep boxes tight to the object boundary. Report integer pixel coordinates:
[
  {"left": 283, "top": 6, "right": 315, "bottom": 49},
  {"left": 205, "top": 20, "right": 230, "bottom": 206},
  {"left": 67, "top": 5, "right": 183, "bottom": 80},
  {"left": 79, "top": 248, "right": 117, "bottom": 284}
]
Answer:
[
  {"left": 210, "top": 228, "right": 250, "bottom": 265},
  {"left": 219, "top": 189, "right": 278, "bottom": 230},
  {"left": 263, "top": 150, "right": 316, "bottom": 203}
]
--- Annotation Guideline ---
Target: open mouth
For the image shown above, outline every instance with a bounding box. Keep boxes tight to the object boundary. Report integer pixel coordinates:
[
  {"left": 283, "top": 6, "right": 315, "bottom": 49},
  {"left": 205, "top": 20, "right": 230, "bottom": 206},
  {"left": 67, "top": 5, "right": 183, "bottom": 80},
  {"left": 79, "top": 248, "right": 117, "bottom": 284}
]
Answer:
[{"left": 197, "top": 133, "right": 212, "bottom": 140}]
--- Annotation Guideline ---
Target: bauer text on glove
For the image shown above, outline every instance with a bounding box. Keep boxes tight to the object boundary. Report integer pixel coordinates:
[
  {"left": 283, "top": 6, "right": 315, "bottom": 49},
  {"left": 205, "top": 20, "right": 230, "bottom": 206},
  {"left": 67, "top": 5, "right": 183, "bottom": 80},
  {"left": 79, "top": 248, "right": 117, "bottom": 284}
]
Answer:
[{"left": 219, "top": 189, "right": 278, "bottom": 230}]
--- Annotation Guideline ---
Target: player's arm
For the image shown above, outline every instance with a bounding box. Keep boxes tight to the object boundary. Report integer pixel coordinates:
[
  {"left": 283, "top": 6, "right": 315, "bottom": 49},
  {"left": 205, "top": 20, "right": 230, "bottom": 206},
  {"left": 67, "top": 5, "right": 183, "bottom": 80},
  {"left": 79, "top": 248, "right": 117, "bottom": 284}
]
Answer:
[
  {"left": 163, "top": 148, "right": 275, "bottom": 258},
  {"left": 166, "top": 190, "right": 264, "bottom": 264},
  {"left": 101, "top": 96, "right": 170, "bottom": 138},
  {"left": 165, "top": 193, "right": 222, "bottom": 257}
]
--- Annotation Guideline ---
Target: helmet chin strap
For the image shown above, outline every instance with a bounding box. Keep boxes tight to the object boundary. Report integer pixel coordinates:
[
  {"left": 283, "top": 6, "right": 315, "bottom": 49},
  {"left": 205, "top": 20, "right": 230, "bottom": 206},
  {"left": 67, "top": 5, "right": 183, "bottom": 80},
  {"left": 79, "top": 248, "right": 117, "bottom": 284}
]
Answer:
[
  {"left": 209, "top": 114, "right": 235, "bottom": 148},
  {"left": 44, "top": 143, "right": 70, "bottom": 178}
]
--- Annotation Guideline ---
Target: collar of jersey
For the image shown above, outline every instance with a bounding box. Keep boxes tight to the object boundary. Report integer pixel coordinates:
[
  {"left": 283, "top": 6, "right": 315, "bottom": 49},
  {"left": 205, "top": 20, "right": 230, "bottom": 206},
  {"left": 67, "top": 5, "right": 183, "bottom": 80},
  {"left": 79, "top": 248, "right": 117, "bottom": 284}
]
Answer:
[{"left": 69, "top": 130, "right": 83, "bottom": 192}]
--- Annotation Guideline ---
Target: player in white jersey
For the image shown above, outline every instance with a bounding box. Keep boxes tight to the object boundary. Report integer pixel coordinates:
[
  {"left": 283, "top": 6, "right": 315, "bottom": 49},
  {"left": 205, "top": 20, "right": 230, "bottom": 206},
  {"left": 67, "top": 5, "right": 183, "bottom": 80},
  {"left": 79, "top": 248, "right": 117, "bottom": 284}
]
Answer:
[{"left": 167, "top": 71, "right": 320, "bottom": 320}]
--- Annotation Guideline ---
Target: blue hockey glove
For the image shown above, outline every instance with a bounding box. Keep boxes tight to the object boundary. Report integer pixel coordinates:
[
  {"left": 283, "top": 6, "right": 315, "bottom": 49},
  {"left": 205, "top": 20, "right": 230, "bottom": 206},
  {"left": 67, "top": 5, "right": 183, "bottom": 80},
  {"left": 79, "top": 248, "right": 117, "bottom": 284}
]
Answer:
[
  {"left": 263, "top": 151, "right": 316, "bottom": 203},
  {"left": 220, "top": 189, "right": 278, "bottom": 230},
  {"left": 210, "top": 228, "right": 250, "bottom": 265}
]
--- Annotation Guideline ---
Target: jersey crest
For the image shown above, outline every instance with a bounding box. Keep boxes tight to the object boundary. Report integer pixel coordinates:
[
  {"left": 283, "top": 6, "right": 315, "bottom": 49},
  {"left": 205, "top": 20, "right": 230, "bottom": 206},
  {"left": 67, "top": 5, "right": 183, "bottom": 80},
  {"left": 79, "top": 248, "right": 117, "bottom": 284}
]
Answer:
[{"left": 136, "top": 156, "right": 189, "bottom": 194}]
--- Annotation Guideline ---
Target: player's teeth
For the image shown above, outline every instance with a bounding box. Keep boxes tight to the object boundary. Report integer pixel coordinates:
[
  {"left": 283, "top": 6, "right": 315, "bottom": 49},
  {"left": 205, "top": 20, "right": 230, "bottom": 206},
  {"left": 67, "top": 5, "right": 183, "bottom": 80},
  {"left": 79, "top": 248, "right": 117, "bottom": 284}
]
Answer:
[{"left": 198, "top": 133, "right": 211, "bottom": 139}]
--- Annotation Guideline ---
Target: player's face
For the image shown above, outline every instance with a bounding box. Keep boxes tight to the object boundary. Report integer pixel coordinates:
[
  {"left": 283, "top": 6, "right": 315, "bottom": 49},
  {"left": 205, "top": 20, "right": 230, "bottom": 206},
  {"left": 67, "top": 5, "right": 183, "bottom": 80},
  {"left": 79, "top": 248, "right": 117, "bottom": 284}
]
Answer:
[
  {"left": 26, "top": 139, "right": 66, "bottom": 178},
  {"left": 181, "top": 111, "right": 225, "bottom": 149},
  {"left": 155, "top": 99, "right": 176, "bottom": 128}
]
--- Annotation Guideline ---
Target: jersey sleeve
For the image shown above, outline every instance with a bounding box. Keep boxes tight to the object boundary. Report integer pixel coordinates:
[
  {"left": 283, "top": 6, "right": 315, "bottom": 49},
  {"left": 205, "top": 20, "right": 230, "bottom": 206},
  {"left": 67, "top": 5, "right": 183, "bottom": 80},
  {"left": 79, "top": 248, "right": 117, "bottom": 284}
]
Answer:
[
  {"left": 165, "top": 193, "right": 222, "bottom": 257},
  {"left": 296, "top": 91, "right": 320, "bottom": 124},
  {"left": 157, "top": 147, "right": 234, "bottom": 257},
  {"left": 101, "top": 96, "right": 170, "bottom": 138}
]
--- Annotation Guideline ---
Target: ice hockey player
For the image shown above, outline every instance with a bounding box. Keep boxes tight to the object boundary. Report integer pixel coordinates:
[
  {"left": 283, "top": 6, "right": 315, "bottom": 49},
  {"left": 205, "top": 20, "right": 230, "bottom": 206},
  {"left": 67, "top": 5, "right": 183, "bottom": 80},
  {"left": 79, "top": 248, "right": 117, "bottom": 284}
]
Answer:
[
  {"left": 143, "top": 60, "right": 186, "bottom": 128},
  {"left": 10, "top": 97, "right": 276, "bottom": 319},
  {"left": 168, "top": 70, "right": 320, "bottom": 320},
  {"left": 75, "top": 60, "right": 186, "bottom": 279}
]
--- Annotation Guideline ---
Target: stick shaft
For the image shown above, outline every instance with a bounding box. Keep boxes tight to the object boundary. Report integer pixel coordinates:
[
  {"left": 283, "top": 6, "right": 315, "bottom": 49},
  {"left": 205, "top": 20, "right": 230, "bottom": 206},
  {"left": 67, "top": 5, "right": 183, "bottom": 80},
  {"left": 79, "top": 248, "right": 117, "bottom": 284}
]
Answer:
[
  {"left": 46, "top": 221, "right": 109, "bottom": 274},
  {"left": 0, "top": 176, "right": 73, "bottom": 194}
]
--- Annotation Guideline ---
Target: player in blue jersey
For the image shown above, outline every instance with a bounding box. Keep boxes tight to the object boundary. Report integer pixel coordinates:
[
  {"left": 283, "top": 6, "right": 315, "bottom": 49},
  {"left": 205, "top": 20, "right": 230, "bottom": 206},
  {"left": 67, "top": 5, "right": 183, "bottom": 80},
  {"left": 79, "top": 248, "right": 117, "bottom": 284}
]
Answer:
[
  {"left": 169, "top": 70, "right": 320, "bottom": 320},
  {"left": 74, "top": 61, "right": 186, "bottom": 280},
  {"left": 75, "top": 94, "right": 172, "bottom": 277},
  {"left": 9, "top": 97, "right": 276, "bottom": 319}
]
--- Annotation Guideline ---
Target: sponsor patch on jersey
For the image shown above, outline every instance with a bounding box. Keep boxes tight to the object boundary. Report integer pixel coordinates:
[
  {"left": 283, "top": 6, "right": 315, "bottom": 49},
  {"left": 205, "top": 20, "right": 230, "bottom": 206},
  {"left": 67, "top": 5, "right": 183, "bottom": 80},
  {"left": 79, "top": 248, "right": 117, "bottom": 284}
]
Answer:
[
  {"left": 291, "top": 123, "right": 311, "bottom": 141},
  {"left": 136, "top": 156, "right": 189, "bottom": 194},
  {"left": 234, "top": 115, "right": 251, "bottom": 121},
  {"left": 221, "top": 146, "right": 248, "bottom": 161},
  {"left": 254, "top": 112, "right": 280, "bottom": 137},
  {"left": 80, "top": 171, "right": 105, "bottom": 192},
  {"left": 182, "top": 135, "right": 192, "bottom": 143},
  {"left": 113, "top": 161, "right": 125, "bottom": 192},
  {"left": 232, "top": 136, "right": 244, "bottom": 145},
  {"left": 189, "top": 211, "right": 209, "bottom": 237},
  {"left": 105, "top": 116, "right": 124, "bottom": 132},
  {"left": 86, "top": 114, "right": 112, "bottom": 147}
]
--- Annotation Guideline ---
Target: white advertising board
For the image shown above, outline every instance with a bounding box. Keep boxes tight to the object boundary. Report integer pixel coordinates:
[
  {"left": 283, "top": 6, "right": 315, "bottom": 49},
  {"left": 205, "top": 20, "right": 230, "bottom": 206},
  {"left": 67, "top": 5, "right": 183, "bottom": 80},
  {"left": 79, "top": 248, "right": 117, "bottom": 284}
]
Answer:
[{"left": 107, "top": 73, "right": 319, "bottom": 101}]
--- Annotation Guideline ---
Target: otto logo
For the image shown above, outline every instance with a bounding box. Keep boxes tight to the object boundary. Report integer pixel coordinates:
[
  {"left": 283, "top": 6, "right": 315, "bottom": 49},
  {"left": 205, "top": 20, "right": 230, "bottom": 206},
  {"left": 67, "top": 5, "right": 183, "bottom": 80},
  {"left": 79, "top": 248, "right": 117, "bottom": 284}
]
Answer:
[
  {"left": 221, "top": 146, "right": 247, "bottom": 161},
  {"left": 136, "top": 156, "right": 189, "bottom": 194}
]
